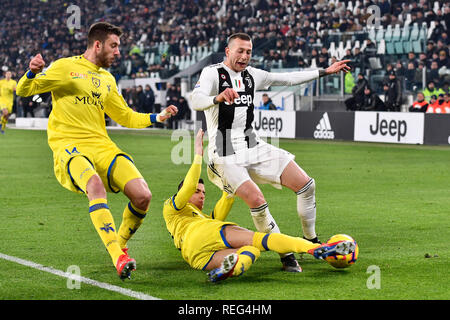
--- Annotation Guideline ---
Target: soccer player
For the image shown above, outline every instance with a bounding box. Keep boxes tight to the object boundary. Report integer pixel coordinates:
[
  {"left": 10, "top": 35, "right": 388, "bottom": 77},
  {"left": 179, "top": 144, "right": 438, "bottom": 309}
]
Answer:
[
  {"left": 16, "top": 22, "right": 178, "bottom": 280},
  {"left": 163, "top": 129, "right": 355, "bottom": 282},
  {"left": 0, "top": 71, "right": 17, "bottom": 134},
  {"left": 191, "top": 33, "right": 351, "bottom": 272}
]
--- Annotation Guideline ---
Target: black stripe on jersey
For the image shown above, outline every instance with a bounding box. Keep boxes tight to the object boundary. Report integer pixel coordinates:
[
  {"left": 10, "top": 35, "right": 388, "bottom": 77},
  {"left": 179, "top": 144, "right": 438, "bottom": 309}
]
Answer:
[
  {"left": 242, "top": 70, "right": 258, "bottom": 149},
  {"left": 216, "top": 67, "right": 235, "bottom": 157}
]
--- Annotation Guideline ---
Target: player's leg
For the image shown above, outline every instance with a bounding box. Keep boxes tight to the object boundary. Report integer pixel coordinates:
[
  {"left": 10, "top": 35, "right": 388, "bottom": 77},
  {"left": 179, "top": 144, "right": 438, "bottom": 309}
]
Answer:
[
  {"left": 235, "top": 180, "right": 281, "bottom": 234},
  {"left": 68, "top": 156, "right": 131, "bottom": 276},
  {"left": 109, "top": 155, "right": 151, "bottom": 249},
  {"left": 206, "top": 246, "right": 261, "bottom": 282},
  {"left": 234, "top": 171, "right": 301, "bottom": 272},
  {"left": 280, "top": 160, "right": 319, "bottom": 243},
  {"left": 223, "top": 225, "right": 319, "bottom": 258},
  {"left": 207, "top": 225, "right": 325, "bottom": 282},
  {"left": 1, "top": 108, "right": 9, "bottom": 133}
]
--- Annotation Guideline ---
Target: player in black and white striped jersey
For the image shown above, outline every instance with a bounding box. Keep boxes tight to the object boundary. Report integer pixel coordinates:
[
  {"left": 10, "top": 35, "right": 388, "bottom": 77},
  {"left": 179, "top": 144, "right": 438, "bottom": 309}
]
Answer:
[{"left": 191, "top": 33, "right": 350, "bottom": 272}]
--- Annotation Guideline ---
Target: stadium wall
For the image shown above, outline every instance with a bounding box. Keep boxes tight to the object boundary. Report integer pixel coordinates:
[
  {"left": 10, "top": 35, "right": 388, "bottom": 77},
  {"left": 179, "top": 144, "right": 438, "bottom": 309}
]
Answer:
[{"left": 197, "top": 111, "right": 450, "bottom": 146}]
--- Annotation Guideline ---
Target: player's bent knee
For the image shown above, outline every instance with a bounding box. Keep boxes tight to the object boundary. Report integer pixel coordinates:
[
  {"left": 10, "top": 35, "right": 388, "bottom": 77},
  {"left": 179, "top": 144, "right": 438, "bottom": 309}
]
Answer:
[
  {"left": 131, "top": 187, "right": 152, "bottom": 212},
  {"left": 297, "top": 178, "right": 315, "bottom": 196},
  {"left": 246, "top": 192, "right": 266, "bottom": 208},
  {"left": 86, "top": 175, "right": 107, "bottom": 199}
]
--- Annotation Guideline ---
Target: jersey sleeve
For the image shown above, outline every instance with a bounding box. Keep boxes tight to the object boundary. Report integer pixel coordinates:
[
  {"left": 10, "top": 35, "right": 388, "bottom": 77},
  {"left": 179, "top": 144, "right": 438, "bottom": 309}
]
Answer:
[
  {"left": 16, "top": 59, "right": 65, "bottom": 97},
  {"left": 190, "top": 66, "right": 218, "bottom": 111},
  {"left": 171, "top": 154, "right": 203, "bottom": 211},
  {"left": 250, "top": 66, "right": 320, "bottom": 90},
  {"left": 210, "top": 191, "right": 235, "bottom": 221},
  {"left": 104, "top": 77, "right": 155, "bottom": 128}
]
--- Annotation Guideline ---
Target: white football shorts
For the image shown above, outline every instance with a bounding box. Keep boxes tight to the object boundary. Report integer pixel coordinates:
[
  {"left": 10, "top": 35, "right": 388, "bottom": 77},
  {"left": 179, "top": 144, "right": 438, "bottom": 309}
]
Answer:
[{"left": 207, "top": 141, "right": 295, "bottom": 194}]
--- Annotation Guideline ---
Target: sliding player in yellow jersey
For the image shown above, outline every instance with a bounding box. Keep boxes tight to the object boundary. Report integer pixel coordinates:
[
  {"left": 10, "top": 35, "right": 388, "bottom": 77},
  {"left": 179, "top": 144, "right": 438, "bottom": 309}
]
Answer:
[
  {"left": 16, "top": 22, "right": 178, "bottom": 280},
  {"left": 163, "top": 129, "right": 355, "bottom": 282},
  {"left": 0, "top": 71, "right": 17, "bottom": 134}
]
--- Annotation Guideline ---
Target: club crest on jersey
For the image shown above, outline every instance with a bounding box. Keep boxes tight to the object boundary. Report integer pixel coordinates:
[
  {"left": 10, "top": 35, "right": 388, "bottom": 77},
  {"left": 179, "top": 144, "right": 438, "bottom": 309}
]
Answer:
[
  {"left": 244, "top": 76, "right": 252, "bottom": 88},
  {"left": 92, "top": 77, "right": 101, "bottom": 88}
]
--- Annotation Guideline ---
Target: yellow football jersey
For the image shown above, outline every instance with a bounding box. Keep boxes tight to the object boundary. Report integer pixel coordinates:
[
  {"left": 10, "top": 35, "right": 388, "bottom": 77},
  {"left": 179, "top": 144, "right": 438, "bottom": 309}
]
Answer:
[
  {"left": 0, "top": 78, "right": 17, "bottom": 107},
  {"left": 16, "top": 55, "right": 155, "bottom": 152},
  {"left": 163, "top": 155, "right": 235, "bottom": 250}
]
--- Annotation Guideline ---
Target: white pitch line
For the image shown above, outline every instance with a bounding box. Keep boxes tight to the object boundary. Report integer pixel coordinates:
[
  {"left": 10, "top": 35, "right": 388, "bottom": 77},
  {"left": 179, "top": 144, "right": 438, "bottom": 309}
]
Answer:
[{"left": 0, "top": 252, "right": 160, "bottom": 300}]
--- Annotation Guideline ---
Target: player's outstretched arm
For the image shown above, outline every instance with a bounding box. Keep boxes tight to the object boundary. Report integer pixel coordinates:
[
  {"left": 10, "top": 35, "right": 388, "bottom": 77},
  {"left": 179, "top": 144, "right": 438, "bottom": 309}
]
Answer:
[
  {"left": 171, "top": 129, "right": 204, "bottom": 210},
  {"left": 259, "top": 59, "right": 352, "bottom": 89},
  {"left": 320, "top": 59, "right": 351, "bottom": 76}
]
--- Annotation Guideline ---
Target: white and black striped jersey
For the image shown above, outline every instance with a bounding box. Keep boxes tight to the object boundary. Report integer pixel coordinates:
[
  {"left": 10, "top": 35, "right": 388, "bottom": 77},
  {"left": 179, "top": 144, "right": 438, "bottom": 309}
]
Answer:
[{"left": 191, "top": 62, "right": 319, "bottom": 158}]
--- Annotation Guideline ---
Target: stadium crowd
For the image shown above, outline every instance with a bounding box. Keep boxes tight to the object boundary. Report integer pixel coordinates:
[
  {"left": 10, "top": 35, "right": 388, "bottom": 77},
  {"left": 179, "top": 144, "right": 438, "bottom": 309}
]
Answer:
[{"left": 1, "top": 0, "right": 450, "bottom": 115}]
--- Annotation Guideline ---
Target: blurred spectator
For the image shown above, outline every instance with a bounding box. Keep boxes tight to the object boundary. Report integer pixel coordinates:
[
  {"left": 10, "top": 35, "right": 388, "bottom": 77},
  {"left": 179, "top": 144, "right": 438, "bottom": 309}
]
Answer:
[
  {"left": 427, "top": 94, "right": 438, "bottom": 110},
  {"left": 260, "top": 93, "right": 277, "bottom": 110},
  {"left": 168, "top": 95, "right": 190, "bottom": 129},
  {"left": 426, "top": 94, "right": 447, "bottom": 113},
  {"left": 360, "top": 86, "right": 385, "bottom": 111},
  {"left": 422, "top": 81, "right": 445, "bottom": 101},
  {"left": 427, "top": 60, "right": 441, "bottom": 86},
  {"left": 383, "top": 71, "right": 402, "bottom": 112},
  {"left": 414, "top": 63, "right": 426, "bottom": 89},
  {"left": 344, "top": 73, "right": 368, "bottom": 111},
  {"left": 437, "top": 50, "right": 449, "bottom": 69},
  {"left": 344, "top": 72, "right": 355, "bottom": 94},
  {"left": 444, "top": 93, "right": 450, "bottom": 113},
  {"left": 143, "top": 84, "right": 155, "bottom": 114},
  {"left": 395, "top": 61, "right": 406, "bottom": 78},
  {"left": 135, "top": 85, "right": 146, "bottom": 113},
  {"left": 166, "top": 82, "right": 179, "bottom": 102},
  {"left": 407, "top": 52, "right": 419, "bottom": 68},
  {"left": 404, "top": 62, "right": 417, "bottom": 91},
  {"left": 22, "top": 96, "right": 36, "bottom": 118},
  {"left": 409, "top": 92, "right": 429, "bottom": 112}
]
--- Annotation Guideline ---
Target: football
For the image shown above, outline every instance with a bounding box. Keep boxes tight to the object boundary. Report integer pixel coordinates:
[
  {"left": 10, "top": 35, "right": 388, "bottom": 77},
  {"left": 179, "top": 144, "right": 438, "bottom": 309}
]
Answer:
[{"left": 325, "top": 234, "right": 359, "bottom": 269}]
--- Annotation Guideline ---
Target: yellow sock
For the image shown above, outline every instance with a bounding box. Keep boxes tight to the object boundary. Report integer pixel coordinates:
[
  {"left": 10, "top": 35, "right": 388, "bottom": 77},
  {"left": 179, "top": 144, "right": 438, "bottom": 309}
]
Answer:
[
  {"left": 89, "top": 198, "right": 124, "bottom": 265},
  {"left": 232, "top": 246, "right": 260, "bottom": 277},
  {"left": 1, "top": 116, "right": 6, "bottom": 131},
  {"left": 117, "top": 202, "right": 147, "bottom": 249},
  {"left": 252, "top": 232, "right": 320, "bottom": 254}
]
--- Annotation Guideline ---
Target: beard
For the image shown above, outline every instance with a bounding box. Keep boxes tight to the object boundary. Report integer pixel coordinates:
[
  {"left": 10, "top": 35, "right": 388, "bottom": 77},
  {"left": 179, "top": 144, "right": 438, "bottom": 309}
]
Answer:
[{"left": 98, "top": 50, "right": 113, "bottom": 68}]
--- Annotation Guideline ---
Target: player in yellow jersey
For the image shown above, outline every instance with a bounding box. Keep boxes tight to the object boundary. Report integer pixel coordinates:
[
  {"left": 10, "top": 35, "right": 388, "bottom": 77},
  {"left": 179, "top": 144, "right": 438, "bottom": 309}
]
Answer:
[
  {"left": 0, "top": 71, "right": 17, "bottom": 134},
  {"left": 16, "top": 22, "right": 178, "bottom": 280},
  {"left": 163, "top": 129, "right": 355, "bottom": 282}
]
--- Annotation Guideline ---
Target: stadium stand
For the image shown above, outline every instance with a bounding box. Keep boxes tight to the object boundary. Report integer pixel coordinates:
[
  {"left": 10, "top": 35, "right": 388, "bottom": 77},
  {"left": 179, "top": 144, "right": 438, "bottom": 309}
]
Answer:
[{"left": 1, "top": 0, "right": 450, "bottom": 115}]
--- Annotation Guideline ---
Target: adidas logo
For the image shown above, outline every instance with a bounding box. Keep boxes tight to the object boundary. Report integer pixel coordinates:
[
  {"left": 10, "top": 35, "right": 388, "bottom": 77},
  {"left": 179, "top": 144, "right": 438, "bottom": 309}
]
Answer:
[{"left": 314, "top": 112, "right": 335, "bottom": 139}]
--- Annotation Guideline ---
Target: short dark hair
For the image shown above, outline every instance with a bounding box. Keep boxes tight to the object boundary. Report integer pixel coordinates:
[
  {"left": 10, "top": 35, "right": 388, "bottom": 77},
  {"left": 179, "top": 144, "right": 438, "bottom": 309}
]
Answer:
[
  {"left": 177, "top": 178, "right": 204, "bottom": 191},
  {"left": 87, "top": 22, "right": 123, "bottom": 47},
  {"left": 227, "top": 33, "right": 252, "bottom": 46}
]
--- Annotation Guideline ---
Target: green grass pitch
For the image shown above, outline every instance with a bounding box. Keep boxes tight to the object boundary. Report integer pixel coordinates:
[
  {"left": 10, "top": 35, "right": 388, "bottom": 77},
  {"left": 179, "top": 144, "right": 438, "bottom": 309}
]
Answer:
[{"left": 0, "top": 128, "right": 449, "bottom": 300}]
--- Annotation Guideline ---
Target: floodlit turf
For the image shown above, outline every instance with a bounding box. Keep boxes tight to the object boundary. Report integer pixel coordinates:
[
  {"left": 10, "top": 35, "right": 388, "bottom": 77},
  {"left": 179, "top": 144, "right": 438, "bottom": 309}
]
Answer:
[{"left": 0, "top": 128, "right": 449, "bottom": 300}]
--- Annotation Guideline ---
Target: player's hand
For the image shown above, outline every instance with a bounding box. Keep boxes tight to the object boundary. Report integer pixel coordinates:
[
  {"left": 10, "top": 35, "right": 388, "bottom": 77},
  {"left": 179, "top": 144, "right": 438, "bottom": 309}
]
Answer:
[
  {"left": 29, "top": 53, "right": 45, "bottom": 74},
  {"left": 215, "top": 88, "right": 239, "bottom": 104},
  {"left": 156, "top": 104, "right": 178, "bottom": 122},
  {"left": 194, "top": 129, "right": 204, "bottom": 156},
  {"left": 325, "top": 59, "right": 351, "bottom": 75}
]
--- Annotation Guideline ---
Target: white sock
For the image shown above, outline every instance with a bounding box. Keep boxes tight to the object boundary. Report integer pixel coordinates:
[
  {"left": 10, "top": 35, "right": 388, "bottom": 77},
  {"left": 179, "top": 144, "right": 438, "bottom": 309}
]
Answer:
[
  {"left": 296, "top": 178, "right": 317, "bottom": 240},
  {"left": 250, "top": 203, "right": 280, "bottom": 234},
  {"left": 250, "top": 203, "right": 290, "bottom": 258}
]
